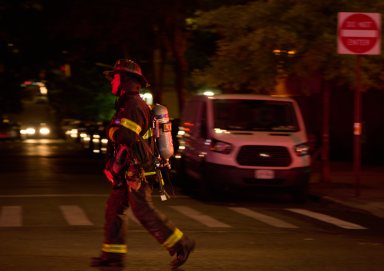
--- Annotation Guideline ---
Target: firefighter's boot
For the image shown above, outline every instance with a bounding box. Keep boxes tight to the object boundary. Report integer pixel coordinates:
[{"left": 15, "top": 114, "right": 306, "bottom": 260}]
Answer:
[
  {"left": 169, "top": 236, "right": 196, "bottom": 270},
  {"left": 90, "top": 253, "right": 124, "bottom": 267}
]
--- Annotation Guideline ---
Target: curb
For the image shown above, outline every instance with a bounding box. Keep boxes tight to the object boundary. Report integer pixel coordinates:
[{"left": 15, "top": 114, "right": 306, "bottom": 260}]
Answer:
[{"left": 310, "top": 192, "right": 384, "bottom": 219}]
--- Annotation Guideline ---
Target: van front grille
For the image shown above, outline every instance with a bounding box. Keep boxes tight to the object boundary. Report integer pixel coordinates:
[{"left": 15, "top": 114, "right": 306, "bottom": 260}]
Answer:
[{"left": 236, "top": 145, "right": 292, "bottom": 167}]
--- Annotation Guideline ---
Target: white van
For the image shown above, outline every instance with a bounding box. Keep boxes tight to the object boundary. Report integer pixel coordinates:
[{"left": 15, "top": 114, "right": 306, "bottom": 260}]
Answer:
[{"left": 175, "top": 94, "right": 311, "bottom": 200}]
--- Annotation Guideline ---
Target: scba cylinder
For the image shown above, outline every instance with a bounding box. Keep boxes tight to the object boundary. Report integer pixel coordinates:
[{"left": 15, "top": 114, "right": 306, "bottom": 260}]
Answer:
[{"left": 153, "top": 104, "right": 174, "bottom": 160}]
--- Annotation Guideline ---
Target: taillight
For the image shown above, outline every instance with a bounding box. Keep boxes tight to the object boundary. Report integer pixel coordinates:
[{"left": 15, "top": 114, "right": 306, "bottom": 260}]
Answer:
[
  {"left": 294, "top": 142, "right": 310, "bottom": 156},
  {"left": 211, "top": 139, "right": 233, "bottom": 154}
]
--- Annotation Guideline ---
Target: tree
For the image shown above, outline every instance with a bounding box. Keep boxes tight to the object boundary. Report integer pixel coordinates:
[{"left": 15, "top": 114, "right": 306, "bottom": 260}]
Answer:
[
  {"left": 190, "top": 0, "right": 384, "bottom": 177},
  {"left": 1, "top": 0, "right": 259, "bottom": 118},
  {"left": 190, "top": 0, "right": 384, "bottom": 93}
]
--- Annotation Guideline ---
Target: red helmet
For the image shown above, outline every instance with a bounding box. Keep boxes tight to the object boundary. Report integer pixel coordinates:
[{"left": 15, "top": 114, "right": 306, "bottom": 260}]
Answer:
[{"left": 104, "top": 59, "right": 149, "bottom": 87}]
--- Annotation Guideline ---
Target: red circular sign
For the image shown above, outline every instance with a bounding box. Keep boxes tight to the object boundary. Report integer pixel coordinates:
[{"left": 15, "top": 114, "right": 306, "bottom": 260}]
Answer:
[{"left": 339, "top": 13, "right": 379, "bottom": 54}]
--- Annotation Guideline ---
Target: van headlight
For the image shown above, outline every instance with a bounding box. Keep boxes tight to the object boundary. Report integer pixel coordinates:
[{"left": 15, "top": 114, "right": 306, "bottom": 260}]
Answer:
[
  {"left": 210, "top": 139, "right": 233, "bottom": 154},
  {"left": 294, "top": 142, "right": 310, "bottom": 156}
]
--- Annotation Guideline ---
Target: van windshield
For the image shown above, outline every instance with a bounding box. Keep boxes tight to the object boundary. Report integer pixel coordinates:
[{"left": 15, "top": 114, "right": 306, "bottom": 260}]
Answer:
[{"left": 212, "top": 99, "right": 299, "bottom": 132}]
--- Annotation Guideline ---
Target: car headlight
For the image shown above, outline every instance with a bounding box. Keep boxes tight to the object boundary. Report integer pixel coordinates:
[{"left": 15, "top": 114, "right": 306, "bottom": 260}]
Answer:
[
  {"left": 67, "top": 128, "right": 78, "bottom": 138},
  {"left": 20, "top": 127, "right": 36, "bottom": 135},
  {"left": 39, "top": 127, "right": 50, "bottom": 135}
]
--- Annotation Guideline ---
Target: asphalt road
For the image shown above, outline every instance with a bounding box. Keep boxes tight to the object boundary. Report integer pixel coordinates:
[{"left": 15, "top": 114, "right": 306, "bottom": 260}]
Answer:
[{"left": 0, "top": 139, "right": 383, "bottom": 271}]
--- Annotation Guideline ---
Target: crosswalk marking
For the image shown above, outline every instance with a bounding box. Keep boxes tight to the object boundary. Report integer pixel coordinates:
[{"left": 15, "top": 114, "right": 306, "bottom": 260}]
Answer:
[
  {"left": 229, "top": 207, "right": 298, "bottom": 229},
  {"left": 0, "top": 206, "right": 22, "bottom": 227},
  {"left": 0, "top": 204, "right": 368, "bottom": 230},
  {"left": 170, "top": 205, "right": 231, "bottom": 228},
  {"left": 0, "top": 194, "right": 108, "bottom": 198},
  {"left": 59, "top": 205, "right": 93, "bottom": 226},
  {"left": 286, "top": 208, "right": 367, "bottom": 230}
]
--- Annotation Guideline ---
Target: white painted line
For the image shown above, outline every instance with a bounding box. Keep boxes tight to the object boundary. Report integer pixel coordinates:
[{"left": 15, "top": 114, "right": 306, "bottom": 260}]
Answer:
[
  {"left": 0, "top": 194, "right": 108, "bottom": 198},
  {"left": 229, "top": 207, "right": 298, "bottom": 229},
  {"left": 363, "top": 202, "right": 384, "bottom": 218},
  {"left": 170, "top": 205, "right": 231, "bottom": 228},
  {"left": 60, "top": 205, "right": 93, "bottom": 226},
  {"left": 324, "top": 196, "right": 384, "bottom": 219},
  {"left": 0, "top": 206, "right": 22, "bottom": 227},
  {"left": 286, "top": 208, "right": 367, "bottom": 230},
  {"left": 0, "top": 194, "right": 189, "bottom": 199}
]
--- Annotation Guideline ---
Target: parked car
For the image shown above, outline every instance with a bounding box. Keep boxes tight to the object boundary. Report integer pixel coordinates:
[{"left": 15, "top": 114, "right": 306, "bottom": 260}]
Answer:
[
  {"left": 79, "top": 121, "right": 108, "bottom": 154},
  {"left": 0, "top": 118, "right": 21, "bottom": 140},
  {"left": 62, "top": 120, "right": 88, "bottom": 142},
  {"left": 59, "top": 118, "right": 80, "bottom": 138},
  {"left": 175, "top": 94, "right": 311, "bottom": 201}
]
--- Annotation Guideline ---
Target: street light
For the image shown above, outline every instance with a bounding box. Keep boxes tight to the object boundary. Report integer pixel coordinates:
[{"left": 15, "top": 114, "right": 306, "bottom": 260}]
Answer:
[{"left": 272, "top": 48, "right": 297, "bottom": 97}]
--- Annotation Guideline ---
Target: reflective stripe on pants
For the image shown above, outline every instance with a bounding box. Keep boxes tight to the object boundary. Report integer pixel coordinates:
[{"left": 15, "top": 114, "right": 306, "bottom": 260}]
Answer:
[
  {"left": 162, "top": 228, "right": 183, "bottom": 249},
  {"left": 102, "top": 244, "right": 127, "bottom": 254},
  {"left": 103, "top": 180, "right": 181, "bottom": 253}
]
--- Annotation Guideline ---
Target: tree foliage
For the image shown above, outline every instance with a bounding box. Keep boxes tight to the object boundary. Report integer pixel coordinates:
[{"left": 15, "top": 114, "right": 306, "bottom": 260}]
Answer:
[{"left": 191, "top": 0, "right": 384, "bottom": 93}]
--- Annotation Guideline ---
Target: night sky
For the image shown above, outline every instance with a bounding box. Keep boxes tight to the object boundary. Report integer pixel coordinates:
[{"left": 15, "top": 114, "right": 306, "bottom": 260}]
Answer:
[{"left": 1, "top": 0, "right": 172, "bottom": 76}]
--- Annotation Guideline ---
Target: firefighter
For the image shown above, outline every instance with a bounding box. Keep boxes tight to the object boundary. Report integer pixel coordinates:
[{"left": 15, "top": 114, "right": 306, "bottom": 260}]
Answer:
[{"left": 90, "top": 59, "right": 195, "bottom": 269}]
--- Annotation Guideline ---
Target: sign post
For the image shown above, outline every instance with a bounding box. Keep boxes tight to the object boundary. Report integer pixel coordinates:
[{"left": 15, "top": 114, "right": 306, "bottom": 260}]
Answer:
[{"left": 338, "top": 12, "right": 381, "bottom": 197}]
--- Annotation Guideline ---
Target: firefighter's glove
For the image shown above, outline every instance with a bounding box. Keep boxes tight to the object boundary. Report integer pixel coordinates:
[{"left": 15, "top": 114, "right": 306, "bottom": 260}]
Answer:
[
  {"left": 104, "top": 145, "right": 129, "bottom": 188},
  {"left": 126, "top": 164, "right": 145, "bottom": 191},
  {"left": 155, "top": 157, "right": 171, "bottom": 169}
]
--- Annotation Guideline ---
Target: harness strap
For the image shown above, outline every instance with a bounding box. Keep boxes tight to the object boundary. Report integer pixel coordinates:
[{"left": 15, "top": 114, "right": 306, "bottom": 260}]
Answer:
[{"left": 142, "top": 128, "right": 153, "bottom": 139}]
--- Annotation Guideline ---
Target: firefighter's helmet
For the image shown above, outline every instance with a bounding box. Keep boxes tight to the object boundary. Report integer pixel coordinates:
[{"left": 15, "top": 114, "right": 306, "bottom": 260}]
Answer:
[{"left": 104, "top": 59, "right": 149, "bottom": 87}]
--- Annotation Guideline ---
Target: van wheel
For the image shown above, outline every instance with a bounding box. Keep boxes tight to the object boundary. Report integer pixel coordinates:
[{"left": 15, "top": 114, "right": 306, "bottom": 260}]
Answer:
[
  {"left": 175, "top": 158, "right": 193, "bottom": 195},
  {"left": 196, "top": 178, "right": 215, "bottom": 201},
  {"left": 195, "top": 163, "right": 217, "bottom": 201},
  {"left": 290, "top": 184, "right": 308, "bottom": 203}
]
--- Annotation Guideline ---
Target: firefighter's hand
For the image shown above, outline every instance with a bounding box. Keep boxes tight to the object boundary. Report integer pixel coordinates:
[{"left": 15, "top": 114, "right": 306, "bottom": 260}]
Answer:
[{"left": 155, "top": 158, "right": 171, "bottom": 169}]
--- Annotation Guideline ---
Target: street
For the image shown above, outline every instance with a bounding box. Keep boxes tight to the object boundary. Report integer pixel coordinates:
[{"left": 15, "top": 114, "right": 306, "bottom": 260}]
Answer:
[{"left": 0, "top": 139, "right": 383, "bottom": 271}]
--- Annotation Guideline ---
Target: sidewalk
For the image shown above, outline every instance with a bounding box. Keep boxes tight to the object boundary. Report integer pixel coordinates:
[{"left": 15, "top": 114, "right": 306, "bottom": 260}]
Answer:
[{"left": 308, "top": 161, "right": 384, "bottom": 218}]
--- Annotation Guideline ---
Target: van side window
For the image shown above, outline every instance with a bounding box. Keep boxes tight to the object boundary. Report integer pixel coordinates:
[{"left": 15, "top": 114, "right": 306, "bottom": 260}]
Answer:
[
  {"left": 181, "top": 99, "right": 208, "bottom": 138},
  {"left": 200, "top": 102, "right": 208, "bottom": 139},
  {"left": 181, "top": 100, "right": 200, "bottom": 136}
]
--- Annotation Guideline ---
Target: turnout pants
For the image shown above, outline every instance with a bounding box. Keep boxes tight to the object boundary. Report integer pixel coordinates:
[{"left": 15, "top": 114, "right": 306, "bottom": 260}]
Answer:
[{"left": 101, "top": 180, "right": 183, "bottom": 256}]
